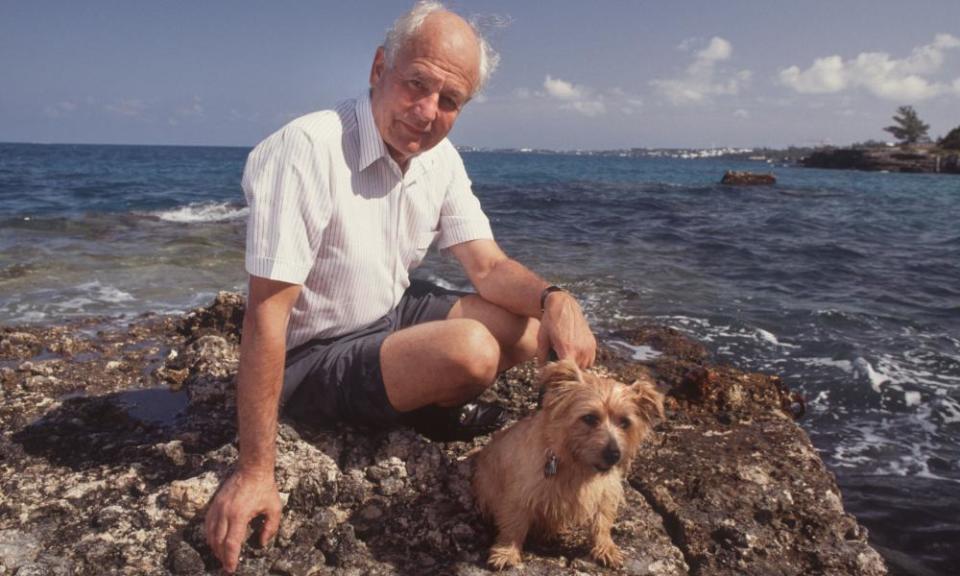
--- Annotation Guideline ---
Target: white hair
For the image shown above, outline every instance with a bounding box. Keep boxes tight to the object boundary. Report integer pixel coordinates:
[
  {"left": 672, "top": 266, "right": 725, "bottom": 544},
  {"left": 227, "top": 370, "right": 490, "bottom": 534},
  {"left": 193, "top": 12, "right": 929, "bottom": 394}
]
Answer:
[{"left": 382, "top": 0, "right": 501, "bottom": 96}]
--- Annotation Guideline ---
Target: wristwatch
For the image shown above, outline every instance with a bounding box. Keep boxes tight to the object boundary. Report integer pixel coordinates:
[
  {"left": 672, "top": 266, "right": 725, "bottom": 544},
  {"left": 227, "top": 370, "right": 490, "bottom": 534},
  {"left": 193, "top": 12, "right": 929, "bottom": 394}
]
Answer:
[{"left": 539, "top": 285, "right": 566, "bottom": 315}]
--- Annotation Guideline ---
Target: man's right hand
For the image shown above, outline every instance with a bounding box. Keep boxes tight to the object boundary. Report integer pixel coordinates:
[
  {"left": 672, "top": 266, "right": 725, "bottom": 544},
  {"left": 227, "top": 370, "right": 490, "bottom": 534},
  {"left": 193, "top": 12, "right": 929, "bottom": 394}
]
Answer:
[{"left": 205, "top": 468, "right": 282, "bottom": 573}]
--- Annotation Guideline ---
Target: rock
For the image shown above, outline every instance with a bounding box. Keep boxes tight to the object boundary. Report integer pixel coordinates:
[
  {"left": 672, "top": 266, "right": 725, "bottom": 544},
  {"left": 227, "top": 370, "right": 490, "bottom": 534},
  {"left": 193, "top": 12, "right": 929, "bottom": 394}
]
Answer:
[
  {"left": 801, "top": 146, "right": 960, "bottom": 174},
  {"left": 0, "top": 529, "right": 41, "bottom": 570},
  {"left": 167, "top": 539, "right": 205, "bottom": 575},
  {"left": 0, "top": 293, "right": 888, "bottom": 576},
  {"left": 168, "top": 472, "right": 220, "bottom": 519},
  {"left": 720, "top": 170, "right": 776, "bottom": 185}
]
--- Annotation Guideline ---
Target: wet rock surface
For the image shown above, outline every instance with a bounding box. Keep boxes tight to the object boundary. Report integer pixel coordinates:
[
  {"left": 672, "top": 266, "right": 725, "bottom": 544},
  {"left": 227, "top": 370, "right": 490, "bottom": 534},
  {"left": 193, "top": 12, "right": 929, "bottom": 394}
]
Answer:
[{"left": 0, "top": 292, "right": 886, "bottom": 575}]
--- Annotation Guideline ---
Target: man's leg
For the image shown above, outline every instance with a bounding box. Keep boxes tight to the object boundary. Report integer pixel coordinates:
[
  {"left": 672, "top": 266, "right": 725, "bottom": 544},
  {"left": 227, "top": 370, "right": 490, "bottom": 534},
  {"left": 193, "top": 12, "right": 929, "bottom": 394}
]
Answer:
[
  {"left": 447, "top": 294, "right": 539, "bottom": 371},
  {"left": 381, "top": 295, "right": 538, "bottom": 413}
]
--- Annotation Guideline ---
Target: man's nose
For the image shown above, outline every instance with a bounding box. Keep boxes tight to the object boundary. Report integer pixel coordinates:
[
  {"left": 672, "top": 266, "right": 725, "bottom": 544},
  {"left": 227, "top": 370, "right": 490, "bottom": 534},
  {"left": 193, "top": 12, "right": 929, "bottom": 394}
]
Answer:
[{"left": 413, "top": 92, "right": 439, "bottom": 123}]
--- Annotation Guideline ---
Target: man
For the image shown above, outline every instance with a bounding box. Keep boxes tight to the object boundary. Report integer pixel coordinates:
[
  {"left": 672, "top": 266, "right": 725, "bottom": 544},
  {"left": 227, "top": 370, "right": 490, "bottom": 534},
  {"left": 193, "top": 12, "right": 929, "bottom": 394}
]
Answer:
[{"left": 205, "top": 2, "right": 596, "bottom": 572}]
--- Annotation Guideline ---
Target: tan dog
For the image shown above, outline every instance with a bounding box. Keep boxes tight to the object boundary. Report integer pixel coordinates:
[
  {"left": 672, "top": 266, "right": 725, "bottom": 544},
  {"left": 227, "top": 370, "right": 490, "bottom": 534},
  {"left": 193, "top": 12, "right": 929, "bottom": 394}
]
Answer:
[{"left": 472, "top": 359, "right": 664, "bottom": 570}]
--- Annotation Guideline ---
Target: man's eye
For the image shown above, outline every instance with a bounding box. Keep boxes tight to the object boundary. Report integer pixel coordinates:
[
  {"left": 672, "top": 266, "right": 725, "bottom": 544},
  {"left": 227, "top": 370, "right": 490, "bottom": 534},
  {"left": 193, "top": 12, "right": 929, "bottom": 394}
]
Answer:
[
  {"left": 408, "top": 79, "right": 425, "bottom": 91},
  {"left": 440, "top": 96, "right": 461, "bottom": 112}
]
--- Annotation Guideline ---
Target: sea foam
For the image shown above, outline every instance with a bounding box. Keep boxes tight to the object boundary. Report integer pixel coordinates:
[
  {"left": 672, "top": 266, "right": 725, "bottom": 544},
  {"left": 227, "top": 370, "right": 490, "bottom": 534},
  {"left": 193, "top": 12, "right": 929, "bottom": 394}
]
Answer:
[{"left": 153, "top": 202, "right": 248, "bottom": 223}]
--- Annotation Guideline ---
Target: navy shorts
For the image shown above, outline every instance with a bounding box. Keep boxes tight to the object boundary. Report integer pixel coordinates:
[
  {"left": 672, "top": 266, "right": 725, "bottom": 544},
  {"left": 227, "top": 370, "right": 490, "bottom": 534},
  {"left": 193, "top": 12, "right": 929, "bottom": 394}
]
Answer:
[{"left": 282, "top": 279, "right": 467, "bottom": 429}]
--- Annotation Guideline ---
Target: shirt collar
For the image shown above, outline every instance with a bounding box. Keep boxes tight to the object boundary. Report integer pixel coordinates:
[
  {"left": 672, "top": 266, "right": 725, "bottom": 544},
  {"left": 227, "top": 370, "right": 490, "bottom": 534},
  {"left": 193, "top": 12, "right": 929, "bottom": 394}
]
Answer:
[
  {"left": 356, "top": 91, "right": 389, "bottom": 172},
  {"left": 355, "top": 91, "right": 437, "bottom": 179}
]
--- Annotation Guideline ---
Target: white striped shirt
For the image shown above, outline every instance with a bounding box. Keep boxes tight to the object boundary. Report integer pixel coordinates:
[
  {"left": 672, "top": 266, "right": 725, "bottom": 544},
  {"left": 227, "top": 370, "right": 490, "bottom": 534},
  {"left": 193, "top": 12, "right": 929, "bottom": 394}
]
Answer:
[{"left": 242, "top": 93, "right": 493, "bottom": 350}]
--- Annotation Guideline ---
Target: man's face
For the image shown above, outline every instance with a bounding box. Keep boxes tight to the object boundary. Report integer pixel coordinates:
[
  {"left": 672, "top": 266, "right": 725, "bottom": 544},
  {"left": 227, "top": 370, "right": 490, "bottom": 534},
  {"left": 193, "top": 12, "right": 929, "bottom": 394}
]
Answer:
[{"left": 369, "top": 16, "right": 480, "bottom": 168}]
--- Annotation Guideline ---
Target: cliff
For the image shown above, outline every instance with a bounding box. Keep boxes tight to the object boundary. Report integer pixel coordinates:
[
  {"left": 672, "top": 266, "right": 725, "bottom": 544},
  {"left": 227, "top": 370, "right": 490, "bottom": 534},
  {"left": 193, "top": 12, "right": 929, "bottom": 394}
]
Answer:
[
  {"left": 801, "top": 146, "right": 960, "bottom": 174},
  {"left": 0, "top": 293, "right": 887, "bottom": 575}
]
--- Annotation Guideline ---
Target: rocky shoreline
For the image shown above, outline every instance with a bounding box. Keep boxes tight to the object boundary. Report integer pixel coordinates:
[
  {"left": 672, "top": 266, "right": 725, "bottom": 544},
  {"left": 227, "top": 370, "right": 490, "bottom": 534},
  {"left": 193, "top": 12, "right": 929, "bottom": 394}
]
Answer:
[
  {"left": 801, "top": 146, "right": 960, "bottom": 174},
  {"left": 0, "top": 293, "right": 887, "bottom": 575}
]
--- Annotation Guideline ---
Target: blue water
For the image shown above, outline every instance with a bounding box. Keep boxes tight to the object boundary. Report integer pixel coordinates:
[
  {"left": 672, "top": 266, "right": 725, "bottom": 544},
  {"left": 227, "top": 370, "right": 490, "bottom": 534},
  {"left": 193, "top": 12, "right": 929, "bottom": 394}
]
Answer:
[{"left": 1, "top": 142, "right": 958, "bottom": 574}]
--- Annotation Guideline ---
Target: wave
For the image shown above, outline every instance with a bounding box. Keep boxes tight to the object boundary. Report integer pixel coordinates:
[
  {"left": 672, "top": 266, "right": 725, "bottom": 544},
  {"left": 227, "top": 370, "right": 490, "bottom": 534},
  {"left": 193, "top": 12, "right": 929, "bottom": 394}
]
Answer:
[{"left": 150, "top": 201, "right": 248, "bottom": 223}]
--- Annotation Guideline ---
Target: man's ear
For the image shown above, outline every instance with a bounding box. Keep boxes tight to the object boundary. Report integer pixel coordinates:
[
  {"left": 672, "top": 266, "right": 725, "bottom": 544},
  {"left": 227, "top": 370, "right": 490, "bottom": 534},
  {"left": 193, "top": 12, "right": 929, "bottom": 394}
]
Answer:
[{"left": 370, "top": 46, "right": 387, "bottom": 87}]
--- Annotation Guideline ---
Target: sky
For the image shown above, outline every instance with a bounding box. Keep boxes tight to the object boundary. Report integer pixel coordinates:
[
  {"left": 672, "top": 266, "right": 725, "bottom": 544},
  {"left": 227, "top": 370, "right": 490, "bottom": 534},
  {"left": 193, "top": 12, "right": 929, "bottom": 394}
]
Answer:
[{"left": 2, "top": 0, "right": 959, "bottom": 150}]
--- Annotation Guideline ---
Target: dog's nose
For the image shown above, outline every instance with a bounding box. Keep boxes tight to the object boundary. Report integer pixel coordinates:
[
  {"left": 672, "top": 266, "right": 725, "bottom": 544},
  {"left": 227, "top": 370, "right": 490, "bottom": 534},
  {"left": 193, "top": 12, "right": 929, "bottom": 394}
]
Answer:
[{"left": 602, "top": 443, "right": 621, "bottom": 466}]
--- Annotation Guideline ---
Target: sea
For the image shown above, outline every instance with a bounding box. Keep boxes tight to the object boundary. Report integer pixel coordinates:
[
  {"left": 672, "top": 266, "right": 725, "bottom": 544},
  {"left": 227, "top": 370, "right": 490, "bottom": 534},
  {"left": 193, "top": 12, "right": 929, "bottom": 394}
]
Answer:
[{"left": 0, "top": 142, "right": 957, "bottom": 575}]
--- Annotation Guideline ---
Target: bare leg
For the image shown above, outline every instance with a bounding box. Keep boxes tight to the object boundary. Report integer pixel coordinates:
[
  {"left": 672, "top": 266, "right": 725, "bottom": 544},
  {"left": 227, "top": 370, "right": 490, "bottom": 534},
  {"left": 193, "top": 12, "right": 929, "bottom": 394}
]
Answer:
[
  {"left": 446, "top": 294, "right": 539, "bottom": 371},
  {"left": 381, "top": 296, "right": 539, "bottom": 413},
  {"left": 381, "top": 318, "right": 501, "bottom": 411}
]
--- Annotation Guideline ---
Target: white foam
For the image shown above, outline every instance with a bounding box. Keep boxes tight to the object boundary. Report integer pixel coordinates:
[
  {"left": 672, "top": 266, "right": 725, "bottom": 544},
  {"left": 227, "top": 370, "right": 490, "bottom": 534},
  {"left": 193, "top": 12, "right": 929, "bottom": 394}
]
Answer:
[
  {"left": 800, "top": 357, "right": 854, "bottom": 373},
  {"left": 608, "top": 340, "right": 663, "bottom": 361},
  {"left": 904, "top": 391, "right": 922, "bottom": 407},
  {"left": 77, "top": 281, "right": 135, "bottom": 303},
  {"left": 153, "top": 202, "right": 248, "bottom": 223},
  {"left": 853, "top": 357, "right": 889, "bottom": 393},
  {"left": 755, "top": 328, "right": 779, "bottom": 345}
]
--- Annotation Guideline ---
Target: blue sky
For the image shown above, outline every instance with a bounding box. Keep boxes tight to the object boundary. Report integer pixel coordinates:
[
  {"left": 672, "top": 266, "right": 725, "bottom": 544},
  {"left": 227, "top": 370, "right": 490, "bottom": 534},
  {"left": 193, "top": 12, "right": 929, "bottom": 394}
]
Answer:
[{"left": 2, "top": 0, "right": 959, "bottom": 149}]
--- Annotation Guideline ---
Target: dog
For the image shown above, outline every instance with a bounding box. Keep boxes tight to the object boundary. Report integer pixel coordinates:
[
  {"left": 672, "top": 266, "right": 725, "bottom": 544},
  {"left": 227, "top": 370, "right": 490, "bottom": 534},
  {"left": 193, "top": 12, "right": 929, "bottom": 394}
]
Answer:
[{"left": 472, "top": 359, "right": 664, "bottom": 570}]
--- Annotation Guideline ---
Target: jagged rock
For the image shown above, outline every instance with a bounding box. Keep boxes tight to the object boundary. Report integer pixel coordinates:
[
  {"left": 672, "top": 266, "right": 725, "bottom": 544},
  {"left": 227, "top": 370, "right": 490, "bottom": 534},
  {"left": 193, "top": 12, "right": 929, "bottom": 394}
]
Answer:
[
  {"left": 0, "top": 529, "right": 42, "bottom": 571},
  {"left": 802, "top": 146, "right": 960, "bottom": 174},
  {"left": 0, "top": 293, "right": 888, "bottom": 575},
  {"left": 168, "top": 472, "right": 220, "bottom": 519},
  {"left": 720, "top": 171, "right": 776, "bottom": 185}
]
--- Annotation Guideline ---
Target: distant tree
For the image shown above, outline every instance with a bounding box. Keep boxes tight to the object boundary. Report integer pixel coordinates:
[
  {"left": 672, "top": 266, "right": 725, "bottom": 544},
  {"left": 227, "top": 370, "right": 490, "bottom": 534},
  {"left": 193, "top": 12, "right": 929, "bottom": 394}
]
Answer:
[
  {"left": 939, "top": 125, "right": 960, "bottom": 150},
  {"left": 852, "top": 139, "right": 887, "bottom": 149},
  {"left": 883, "top": 106, "right": 930, "bottom": 145}
]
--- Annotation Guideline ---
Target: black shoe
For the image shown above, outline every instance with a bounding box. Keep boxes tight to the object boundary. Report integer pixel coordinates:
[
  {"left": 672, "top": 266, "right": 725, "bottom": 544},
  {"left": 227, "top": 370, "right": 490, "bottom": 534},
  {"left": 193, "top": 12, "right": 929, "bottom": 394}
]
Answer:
[{"left": 408, "top": 401, "right": 507, "bottom": 442}]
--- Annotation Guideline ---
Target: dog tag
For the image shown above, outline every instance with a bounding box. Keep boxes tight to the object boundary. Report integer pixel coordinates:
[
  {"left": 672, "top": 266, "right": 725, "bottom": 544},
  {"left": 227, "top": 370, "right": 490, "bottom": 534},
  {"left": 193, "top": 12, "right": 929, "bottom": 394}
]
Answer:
[{"left": 544, "top": 451, "right": 558, "bottom": 477}]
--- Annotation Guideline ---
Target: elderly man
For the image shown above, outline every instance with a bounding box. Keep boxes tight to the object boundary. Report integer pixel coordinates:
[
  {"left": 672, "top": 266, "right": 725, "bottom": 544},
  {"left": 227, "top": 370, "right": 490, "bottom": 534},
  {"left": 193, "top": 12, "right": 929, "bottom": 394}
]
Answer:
[{"left": 205, "top": 1, "right": 596, "bottom": 571}]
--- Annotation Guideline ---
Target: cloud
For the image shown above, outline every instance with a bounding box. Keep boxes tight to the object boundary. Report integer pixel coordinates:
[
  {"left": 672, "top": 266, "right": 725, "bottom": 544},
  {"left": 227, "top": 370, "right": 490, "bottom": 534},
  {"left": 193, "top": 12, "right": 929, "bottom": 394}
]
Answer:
[
  {"left": 43, "top": 100, "right": 78, "bottom": 119},
  {"left": 543, "top": 75, "right": 586, "bottom": 100},
  {"left": 651, "top": 37, "right": 751, "bottom": 105},
  {"left": 733, "top": 108, "right": 750, "bottom": 119},
  {"left": 105, "top": 98, "right": 146, "bottom": 117},
  {"left": 778, "top": 33, "right": 960, "bottom": 101},
  {"left": 542, "top": 75, "right": 606, "bottom": 116}
]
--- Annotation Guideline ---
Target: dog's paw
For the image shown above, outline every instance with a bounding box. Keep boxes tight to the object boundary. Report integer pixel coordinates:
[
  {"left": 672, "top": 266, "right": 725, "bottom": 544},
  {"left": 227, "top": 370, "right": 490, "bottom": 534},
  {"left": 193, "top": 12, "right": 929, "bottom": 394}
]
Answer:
[
  {"left": 488, "top": 545, "right": 522, "bottom": 571},
  {"left": 591, "top": 541, "right": 625, "bottom": 568}
]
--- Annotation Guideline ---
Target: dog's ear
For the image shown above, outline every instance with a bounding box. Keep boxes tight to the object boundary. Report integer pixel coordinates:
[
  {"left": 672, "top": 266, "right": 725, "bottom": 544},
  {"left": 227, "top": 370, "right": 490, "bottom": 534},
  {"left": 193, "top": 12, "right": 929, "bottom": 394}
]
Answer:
[
  {"left": 539, "top": 358, "right": 582, "bottom": 390},
  {"left": 630, "top": 377, "right": 665, "bottom": 426},
  {"left": 539, "top": 359, "right": 582, "bottom": 409}
]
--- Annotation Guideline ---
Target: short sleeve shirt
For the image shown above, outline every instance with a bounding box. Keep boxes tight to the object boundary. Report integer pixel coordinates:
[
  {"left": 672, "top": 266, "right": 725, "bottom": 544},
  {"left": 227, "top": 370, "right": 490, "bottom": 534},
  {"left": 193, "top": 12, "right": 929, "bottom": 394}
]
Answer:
[{"left": 242, "top": 93, "right": 493, "bottom": 350}]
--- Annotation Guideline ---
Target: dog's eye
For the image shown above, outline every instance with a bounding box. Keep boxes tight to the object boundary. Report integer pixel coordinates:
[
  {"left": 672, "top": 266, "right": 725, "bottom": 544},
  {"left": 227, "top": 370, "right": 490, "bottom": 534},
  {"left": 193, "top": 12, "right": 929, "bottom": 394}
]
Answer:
[
  {"left": 619, "top": 417, "right": 632, "bottom": 430},
  {"left": 580, "top": 414, "right": 600, "bottom": 427}
]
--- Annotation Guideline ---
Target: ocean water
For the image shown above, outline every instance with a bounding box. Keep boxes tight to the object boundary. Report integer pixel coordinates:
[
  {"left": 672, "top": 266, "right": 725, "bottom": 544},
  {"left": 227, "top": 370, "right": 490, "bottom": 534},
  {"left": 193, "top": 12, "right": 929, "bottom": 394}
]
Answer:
[{"left": 1, "top": 142, "right": 958, "bottom": 574}]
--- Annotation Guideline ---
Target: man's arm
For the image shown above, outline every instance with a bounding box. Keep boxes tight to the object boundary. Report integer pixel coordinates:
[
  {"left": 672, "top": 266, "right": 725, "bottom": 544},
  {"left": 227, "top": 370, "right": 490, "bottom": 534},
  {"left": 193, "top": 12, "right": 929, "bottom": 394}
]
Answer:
[
  {"left": 448, "top": 239, "right": 596, "bottom": 367},
  {"left": 205, "top": 275, "right": 301, "bottom": 573}
]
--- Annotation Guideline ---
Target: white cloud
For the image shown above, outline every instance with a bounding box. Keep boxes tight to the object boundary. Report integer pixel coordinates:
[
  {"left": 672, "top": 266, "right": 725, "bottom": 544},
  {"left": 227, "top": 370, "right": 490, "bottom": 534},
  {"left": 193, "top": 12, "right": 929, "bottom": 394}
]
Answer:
[
  {"left": 543, "top": 75, "right": 586, "bottom": 100},
  {"left": 43, "top": 100, "right": 78, "bottom": 118},
  {"left": 733, "top": 108, "right": 750, "bottom": 119},
  {"left": 105, "top": 98, "right": 145, "bottom": 117},
  {"left": 779, "top": 33, "right": 960, "bottom": 101},
  {"left": 542, "top": 75, "right": 606, "bottom": 116},
  {"left": 651, "top": 37, "right": 751, "bottom": 105}
]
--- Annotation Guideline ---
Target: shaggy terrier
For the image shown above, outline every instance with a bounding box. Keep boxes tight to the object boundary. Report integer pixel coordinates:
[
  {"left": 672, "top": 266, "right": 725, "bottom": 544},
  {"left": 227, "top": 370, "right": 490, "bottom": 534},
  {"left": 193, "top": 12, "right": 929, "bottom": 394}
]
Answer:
[{"left": 472, "top": 359, "right": 664, "bottom": 570}]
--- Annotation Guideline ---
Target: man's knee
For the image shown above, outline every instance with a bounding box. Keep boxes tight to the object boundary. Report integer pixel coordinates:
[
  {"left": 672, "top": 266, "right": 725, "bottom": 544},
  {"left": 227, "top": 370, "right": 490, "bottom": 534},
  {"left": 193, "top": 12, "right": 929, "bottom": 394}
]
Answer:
[{"left": 451, "top": 319, "right": 500, "bottom": 390}]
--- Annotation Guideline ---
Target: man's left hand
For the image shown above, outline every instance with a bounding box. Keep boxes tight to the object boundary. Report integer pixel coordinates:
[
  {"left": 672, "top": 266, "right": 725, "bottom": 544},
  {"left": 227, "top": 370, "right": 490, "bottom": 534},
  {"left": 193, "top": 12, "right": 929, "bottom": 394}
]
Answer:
[{"left": 537, "top": 290, "right": 596, "bottom": 368}]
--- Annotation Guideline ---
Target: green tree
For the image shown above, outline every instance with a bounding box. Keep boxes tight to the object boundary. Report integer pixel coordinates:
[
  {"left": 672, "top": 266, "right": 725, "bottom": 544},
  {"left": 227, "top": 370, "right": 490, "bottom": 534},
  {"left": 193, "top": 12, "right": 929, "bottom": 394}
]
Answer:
[
  {"left": 939, "top": 125, "right": 960, "bottom": 150},
  {"left": 883, "top": 106, "right": 930, "bottom": 145}
]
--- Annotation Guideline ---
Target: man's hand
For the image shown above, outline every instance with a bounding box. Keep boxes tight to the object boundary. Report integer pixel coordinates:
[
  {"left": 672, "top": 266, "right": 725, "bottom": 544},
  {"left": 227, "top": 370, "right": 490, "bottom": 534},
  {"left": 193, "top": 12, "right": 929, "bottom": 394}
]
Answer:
[
  {"left": 205, "top": 468, "right": 282, "bottom": 573},
  {"left": 537, "top": 290, "right": 596, "bottom": 368}
]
